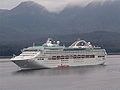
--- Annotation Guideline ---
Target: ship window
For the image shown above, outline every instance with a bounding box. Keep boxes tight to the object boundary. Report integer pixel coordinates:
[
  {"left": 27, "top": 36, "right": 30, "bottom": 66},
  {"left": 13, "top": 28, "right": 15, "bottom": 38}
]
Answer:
[
  {"left": 52, "top": 56, "right": 56, "bottom": 60},
  {"left": 81, "top": 55, "right": 85, "bottom": 58},
  {"left": 85, "top": 55, "right": 95, "bottom": 58},
  {"left": 91, "top": 55, "right": 95, "bottom": 58},
  {"left": 98, "top": 56, "right": 105, "bottom": 58},
  {"left": 85, "top": 55, "right": 90, "bottom": 58},
  {"left": 65, "top": 55, "right": 69, "bottom": 59},
  {"left": 24, "top": 49, "right": 38, "bottom": 52},
  {"left": 73, "top": 55, "right": 77, "bottom": 59},
  {"left": 38, "top": 58, "right": 44, "bottom": 60},
  {"left": 61, "top": 56, "right": 64, "bottom": 59},
  {"left": 57, "top": 56, "right": 60, "bottom": 60},
  {"left": 77, "top": 55, "right": 81, "bottom": 58}
]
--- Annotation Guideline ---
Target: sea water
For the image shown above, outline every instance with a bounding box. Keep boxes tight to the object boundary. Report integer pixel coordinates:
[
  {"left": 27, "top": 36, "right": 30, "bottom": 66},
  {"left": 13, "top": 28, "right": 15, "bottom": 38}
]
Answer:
[{"left": 0, "top": 55, "right": 120, "bottom": 90}]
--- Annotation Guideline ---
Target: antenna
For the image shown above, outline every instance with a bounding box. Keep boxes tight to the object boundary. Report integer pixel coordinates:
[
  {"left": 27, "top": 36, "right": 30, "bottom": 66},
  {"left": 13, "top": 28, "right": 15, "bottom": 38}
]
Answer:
[
  {"left": 13, "top": 54, "right": 16, "bottom": 57},
  {"left": 33, "top": 43, "right": 35, "bottom": 47}
]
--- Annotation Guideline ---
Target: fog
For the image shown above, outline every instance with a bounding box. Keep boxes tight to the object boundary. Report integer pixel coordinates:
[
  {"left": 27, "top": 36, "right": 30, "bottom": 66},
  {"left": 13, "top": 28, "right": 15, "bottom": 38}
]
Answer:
[{"left": 0, "top": 0, "right": 115, "bottom": 11}]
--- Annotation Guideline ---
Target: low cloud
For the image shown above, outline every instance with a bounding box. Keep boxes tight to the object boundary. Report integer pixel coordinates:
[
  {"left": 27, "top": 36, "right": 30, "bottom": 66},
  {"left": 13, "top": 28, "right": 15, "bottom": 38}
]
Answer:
[{"left": 0, "top": 0, "right": 115, "bottom": 11}]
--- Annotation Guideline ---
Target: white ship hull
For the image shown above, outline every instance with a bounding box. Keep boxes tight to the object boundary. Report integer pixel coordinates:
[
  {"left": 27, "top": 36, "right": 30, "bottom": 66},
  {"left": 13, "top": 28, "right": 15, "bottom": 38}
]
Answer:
[
  {"left": 11, "top": 38, "right": 107, "bottom": 70},
  {"left": 11, "top": 58, "right": 105, "bottom": 70}
]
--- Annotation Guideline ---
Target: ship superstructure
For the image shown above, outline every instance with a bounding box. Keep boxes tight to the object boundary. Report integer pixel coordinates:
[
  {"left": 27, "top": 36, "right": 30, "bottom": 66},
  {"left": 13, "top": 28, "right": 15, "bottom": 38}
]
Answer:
[{"left": 11, "top": 38, "right": 107, "bottom": 70}]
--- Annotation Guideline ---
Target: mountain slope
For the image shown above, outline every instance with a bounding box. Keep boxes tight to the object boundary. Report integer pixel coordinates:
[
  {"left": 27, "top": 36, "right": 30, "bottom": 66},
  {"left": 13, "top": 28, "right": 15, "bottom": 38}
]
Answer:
[
  {"left": 11, "top": 1, "right": 49, "bottom": 15},
  {"left": 0, "top": 31, "right": 120, "bottom": 56},
  {"left": 0, "top": 1, "right": 57, "bottom": 38},
  {"left": 1, "top": 0, "right": 120, "bottom": 37},
  {"left": 59, "top": 0, "right": 120, "bottom": 33},
  {"left": 0, "top": 1, "right": 120, "bottom": 55}
]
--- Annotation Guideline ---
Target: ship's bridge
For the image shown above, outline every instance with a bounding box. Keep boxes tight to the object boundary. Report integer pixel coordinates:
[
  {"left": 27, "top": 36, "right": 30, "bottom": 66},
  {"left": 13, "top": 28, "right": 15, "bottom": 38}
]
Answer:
[
  {"left": 42, "top": 38, "right": 60, "bottom": 47},
  {"left": 42, "top": 38, "right": 65, "bottom": 51}
]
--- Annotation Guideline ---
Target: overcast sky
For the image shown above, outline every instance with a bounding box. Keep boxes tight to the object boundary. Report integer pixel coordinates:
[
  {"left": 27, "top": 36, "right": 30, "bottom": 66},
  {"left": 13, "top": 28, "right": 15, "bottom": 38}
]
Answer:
[{"left": 0, "top": 0, "right": 114, "bottom": 11}]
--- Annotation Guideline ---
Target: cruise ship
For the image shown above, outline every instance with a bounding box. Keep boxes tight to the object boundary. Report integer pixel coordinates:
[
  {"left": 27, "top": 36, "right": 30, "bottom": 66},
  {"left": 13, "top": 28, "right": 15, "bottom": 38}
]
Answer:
[{"left": 11, "top": 38, "right": 107, "bottom": 70}]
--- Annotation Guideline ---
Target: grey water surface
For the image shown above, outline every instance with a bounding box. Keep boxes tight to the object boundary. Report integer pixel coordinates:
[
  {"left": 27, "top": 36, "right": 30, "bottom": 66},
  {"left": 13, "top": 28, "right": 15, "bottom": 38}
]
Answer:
[{"left": 0, "top": 55, "right": 120, "bottom": 90}]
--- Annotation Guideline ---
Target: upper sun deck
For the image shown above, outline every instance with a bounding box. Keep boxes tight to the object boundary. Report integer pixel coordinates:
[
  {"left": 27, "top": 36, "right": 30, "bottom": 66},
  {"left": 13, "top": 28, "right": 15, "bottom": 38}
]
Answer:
[
  {"left": 23, "top": 45, "right": 65, "bottom": 52},
  {"left": 22, "top": 38, "right": 103, "bottom": 52}
]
